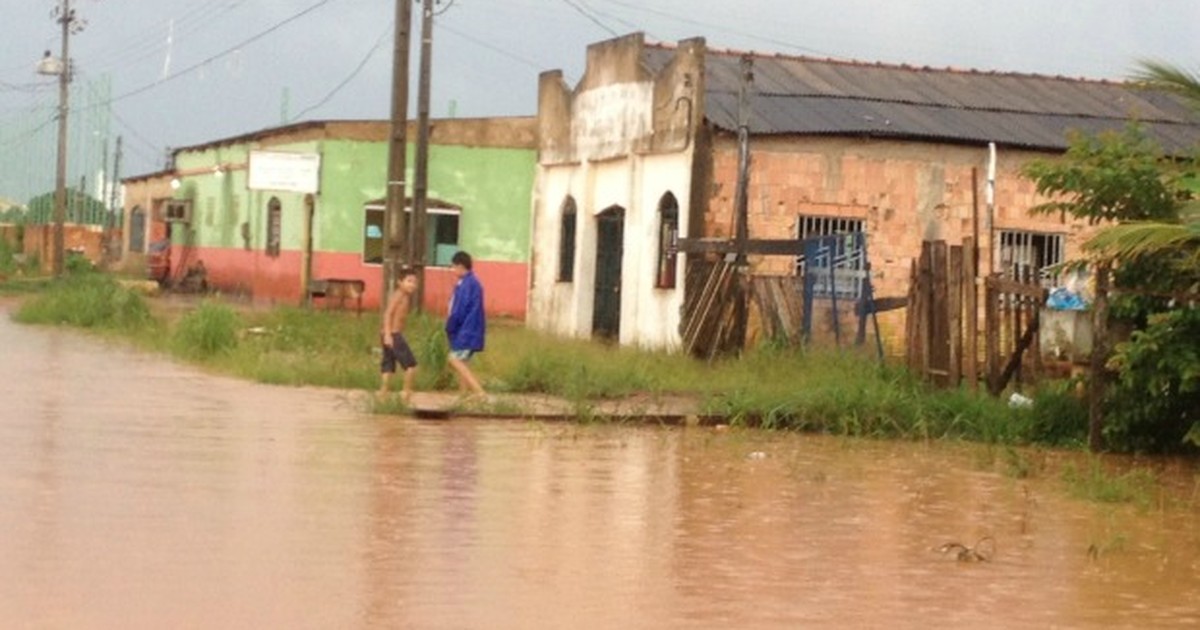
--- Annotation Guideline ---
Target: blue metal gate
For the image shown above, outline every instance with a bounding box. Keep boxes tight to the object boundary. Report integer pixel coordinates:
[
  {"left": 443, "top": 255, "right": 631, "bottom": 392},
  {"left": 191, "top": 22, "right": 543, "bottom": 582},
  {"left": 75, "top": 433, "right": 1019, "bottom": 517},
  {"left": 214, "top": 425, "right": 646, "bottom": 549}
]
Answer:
[{"left": 800, "top": 232, "right": 882, "bottom": 354}]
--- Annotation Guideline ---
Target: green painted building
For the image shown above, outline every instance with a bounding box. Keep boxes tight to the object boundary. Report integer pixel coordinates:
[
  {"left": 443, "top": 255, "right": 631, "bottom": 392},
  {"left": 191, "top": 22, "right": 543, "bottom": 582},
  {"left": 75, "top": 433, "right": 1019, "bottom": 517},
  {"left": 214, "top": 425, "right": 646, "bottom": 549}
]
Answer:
[{"left": 160, "top": 118, "right": 537, "bottom": 315}]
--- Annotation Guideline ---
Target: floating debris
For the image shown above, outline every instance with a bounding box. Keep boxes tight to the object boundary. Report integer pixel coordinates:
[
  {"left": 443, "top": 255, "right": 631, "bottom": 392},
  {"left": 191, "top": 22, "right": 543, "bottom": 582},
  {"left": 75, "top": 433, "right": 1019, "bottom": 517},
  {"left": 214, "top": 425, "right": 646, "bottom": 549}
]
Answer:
[{"left": 937, "top": 536, "right": 995, "bottom": 562}]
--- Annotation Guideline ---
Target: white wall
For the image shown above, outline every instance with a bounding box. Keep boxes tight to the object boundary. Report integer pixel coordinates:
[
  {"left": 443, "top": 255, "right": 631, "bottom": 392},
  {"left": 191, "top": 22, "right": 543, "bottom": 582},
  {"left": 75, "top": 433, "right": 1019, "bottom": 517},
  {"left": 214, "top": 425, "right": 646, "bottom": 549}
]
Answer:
[{"left": 529, "top": 143, "right": 692, "bottom": 350}]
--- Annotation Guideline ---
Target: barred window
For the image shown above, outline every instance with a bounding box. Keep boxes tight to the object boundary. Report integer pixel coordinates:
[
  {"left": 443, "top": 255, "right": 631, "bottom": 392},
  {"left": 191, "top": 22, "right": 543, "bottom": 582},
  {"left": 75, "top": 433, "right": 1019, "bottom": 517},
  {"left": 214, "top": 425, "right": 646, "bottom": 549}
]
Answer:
[
  {"left": 795, "top": 215, "right": 865, "bottom": 274},
  {"left": 998, "top": 230, "right": 1064, "bottom": 287}
]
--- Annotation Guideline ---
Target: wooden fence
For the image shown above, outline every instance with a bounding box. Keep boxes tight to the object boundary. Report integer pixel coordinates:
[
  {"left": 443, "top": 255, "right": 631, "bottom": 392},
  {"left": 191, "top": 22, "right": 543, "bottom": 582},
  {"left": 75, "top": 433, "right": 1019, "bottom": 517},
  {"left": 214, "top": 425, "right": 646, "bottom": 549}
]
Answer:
[{"left": 906, "top": 238, "right": 1047, "bottom": 392}]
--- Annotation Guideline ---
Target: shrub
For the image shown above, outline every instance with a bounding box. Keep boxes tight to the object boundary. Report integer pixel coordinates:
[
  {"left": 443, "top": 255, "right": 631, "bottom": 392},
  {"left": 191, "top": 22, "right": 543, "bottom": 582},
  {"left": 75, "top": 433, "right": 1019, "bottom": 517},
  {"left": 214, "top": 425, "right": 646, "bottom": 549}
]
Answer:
[
  {"left": 15, "top": 274, "right": 151, "bottom": 330},
  {"left": 1104, "top": 308, "right": 1200, "bottom": 453},
  {"left": 172, "top": 301, "right": 241, "bottom": 358},
  {"left": 1026, "top": 381, "right": 1089, "bottom": 447}
]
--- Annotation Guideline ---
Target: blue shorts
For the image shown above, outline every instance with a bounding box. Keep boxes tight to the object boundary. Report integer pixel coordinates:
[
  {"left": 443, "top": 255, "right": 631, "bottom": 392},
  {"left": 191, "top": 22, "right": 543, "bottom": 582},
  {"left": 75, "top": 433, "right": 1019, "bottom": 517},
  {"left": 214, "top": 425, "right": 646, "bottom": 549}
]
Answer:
[{"left": 448, "top": 349, "right": 476, "bottom": 362}]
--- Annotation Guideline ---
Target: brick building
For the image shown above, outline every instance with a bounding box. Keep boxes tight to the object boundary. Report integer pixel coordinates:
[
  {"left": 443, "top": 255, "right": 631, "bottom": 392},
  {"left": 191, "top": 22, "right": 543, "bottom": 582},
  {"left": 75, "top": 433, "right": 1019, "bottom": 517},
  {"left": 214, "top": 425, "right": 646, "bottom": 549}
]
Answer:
[{"left": 528, "top": 33, "right": 1200, "bottom": 350}]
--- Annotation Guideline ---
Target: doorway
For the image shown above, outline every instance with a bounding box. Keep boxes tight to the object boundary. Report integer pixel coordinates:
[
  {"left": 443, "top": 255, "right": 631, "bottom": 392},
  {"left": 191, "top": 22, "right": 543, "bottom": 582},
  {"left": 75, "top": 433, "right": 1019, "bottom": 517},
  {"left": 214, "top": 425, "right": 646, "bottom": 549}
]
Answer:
[{"left": 592, "top": 206, "right": 625, "bottom": 340}]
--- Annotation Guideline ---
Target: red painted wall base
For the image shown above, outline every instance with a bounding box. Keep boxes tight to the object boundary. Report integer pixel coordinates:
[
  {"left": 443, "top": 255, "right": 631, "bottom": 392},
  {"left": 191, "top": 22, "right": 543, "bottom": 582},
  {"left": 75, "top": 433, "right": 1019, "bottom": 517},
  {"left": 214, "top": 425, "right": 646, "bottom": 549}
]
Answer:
[{"left": 171, "top": 245, "right": 528, "bottom": 317}]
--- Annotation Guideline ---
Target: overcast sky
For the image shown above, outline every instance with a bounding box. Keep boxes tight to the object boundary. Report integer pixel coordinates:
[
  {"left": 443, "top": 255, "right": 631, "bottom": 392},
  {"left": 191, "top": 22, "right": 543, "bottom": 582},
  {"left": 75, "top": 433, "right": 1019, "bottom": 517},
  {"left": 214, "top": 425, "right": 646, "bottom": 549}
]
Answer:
[{"left": 3, "top": 0, "right": 1200, "bottom": 181}]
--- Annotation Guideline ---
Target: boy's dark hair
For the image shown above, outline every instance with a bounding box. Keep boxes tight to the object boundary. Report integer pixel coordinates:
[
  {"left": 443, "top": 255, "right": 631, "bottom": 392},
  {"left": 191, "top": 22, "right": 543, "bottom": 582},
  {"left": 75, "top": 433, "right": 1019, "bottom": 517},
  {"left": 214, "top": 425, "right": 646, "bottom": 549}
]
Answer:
[
  {"left": 451, "top": 251, "right": 473, "bottom": 270},
  {"left": 397, "top": 267, "right": 417, "bottom": 281}
]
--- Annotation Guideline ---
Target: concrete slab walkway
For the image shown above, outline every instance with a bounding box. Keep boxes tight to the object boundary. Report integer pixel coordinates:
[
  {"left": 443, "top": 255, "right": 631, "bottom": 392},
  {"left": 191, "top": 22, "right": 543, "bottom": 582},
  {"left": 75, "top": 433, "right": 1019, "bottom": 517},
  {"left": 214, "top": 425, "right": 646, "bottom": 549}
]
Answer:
[{"left": 401, "top": 390, "right": 712, "bottom": 424}]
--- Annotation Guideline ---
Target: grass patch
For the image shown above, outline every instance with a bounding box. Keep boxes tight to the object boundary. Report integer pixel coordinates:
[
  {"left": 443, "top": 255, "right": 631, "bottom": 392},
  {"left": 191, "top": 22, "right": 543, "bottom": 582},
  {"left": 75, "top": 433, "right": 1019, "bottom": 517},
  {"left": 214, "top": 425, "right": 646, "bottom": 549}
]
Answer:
[
  {"left": 6, "top": 273, "right": 1081, "bottom": 449},
  {"left": 171, "top": 301, "right": 241, "bottom": 359},
  {"left": 14, "top": 273, "right": 152, "bottom": 330},
  {"left": 698, "top": 347, "right": 1025, "bottom": 442},
  {"left": 1062, "top": 459, "right": 1158, "bottom": 507}
]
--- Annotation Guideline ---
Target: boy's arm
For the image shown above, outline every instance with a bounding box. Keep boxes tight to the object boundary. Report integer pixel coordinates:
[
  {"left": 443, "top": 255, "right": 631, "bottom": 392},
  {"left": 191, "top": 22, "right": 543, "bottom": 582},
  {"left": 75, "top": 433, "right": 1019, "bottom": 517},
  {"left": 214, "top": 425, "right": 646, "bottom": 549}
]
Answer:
[{"left": 382, "top": 291, "right": 401, "bottom": 339}]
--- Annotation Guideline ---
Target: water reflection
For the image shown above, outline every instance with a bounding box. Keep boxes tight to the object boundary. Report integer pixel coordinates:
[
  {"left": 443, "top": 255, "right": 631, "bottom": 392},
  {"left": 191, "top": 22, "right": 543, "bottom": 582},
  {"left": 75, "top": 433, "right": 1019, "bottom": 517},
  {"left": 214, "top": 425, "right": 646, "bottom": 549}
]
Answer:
[{"left": 1, "top": 309, "right": 1198, "bottom": 629}]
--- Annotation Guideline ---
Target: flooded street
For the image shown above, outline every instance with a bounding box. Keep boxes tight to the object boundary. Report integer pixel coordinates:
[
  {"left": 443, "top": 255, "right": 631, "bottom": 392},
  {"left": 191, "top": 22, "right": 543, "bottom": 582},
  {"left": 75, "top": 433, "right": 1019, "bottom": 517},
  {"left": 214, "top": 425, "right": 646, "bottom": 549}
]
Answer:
[{"left": 2, "top": 307, "right": 1199, "bottom": 629}]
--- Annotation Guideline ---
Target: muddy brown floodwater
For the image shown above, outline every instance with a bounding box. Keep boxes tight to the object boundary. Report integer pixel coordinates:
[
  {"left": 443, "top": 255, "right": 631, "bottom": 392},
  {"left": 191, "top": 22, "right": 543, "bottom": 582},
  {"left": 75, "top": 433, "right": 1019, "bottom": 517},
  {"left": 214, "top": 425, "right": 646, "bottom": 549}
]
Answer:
[{"left": 1, "top": 307, "right": 1199, "bottom": 629}]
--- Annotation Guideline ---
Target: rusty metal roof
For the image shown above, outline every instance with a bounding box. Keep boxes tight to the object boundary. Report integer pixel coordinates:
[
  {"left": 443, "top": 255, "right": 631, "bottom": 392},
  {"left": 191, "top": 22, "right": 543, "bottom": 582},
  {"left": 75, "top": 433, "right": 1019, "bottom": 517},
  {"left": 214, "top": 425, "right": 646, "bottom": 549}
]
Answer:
[{"left": 644, "top": 45, "right": 1200, "bottom": 152}]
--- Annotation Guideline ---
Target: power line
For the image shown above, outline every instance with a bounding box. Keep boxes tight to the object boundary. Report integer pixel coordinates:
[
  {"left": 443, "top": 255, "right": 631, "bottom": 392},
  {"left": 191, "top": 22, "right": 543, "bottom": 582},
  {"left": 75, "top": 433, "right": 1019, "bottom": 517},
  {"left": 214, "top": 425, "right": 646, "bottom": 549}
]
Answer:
[
  {"left": 79, "top": 0, "right": 338, "bottom": 113},
  {"left": 559, "top": 0, "right": 619, "bottom": 37},
  {"left": 0, "top": 79, "right": 57, "bottom": 94},
  {"left": 291, "top": 20, "right": 394, "bottom": 122},
  {"left": 89, "top": 1, "right": 254, "bottom": 75},
  {"left": 575, "top": 3, "right": 643, "bottom": 34},
  {"left": 0, "top": 114, "right": 56, "bottom": 149},
  {"left": 107, "top": 106, "right": 164, "bottom": 167},
  {"left": 438, "top": 23, "right": 551, "bottom": 76},
  {"left": 595, "top": 0, "right": 838, "bottom": 58}
]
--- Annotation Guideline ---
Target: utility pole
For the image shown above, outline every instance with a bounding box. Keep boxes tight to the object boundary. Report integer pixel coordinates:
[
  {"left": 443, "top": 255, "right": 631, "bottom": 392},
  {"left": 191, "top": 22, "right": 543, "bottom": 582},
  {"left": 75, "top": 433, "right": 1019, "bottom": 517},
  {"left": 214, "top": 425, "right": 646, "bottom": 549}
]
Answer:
[
  {"left": 732, "top": 55, "right": 753, "bottom": 267},
  {"left": 411, "top": 0, "right": 437, "bottom": 311},
  {"left": 50, "top": 1, "right": 78, "bottom": 277},
  {"left": 106, "top": 135, "right": 122, "bottom": 262},
  {"left": 382, "top": 0, "right": 413, "bottom": 312}
]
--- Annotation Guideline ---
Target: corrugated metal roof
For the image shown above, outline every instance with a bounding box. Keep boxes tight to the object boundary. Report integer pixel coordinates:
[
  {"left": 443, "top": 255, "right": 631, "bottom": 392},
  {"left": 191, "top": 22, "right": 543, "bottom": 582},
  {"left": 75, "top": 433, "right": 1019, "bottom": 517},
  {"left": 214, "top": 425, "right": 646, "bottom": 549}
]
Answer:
[{"left": 644, "top": 45, "right": 1200, "bottom": 152}]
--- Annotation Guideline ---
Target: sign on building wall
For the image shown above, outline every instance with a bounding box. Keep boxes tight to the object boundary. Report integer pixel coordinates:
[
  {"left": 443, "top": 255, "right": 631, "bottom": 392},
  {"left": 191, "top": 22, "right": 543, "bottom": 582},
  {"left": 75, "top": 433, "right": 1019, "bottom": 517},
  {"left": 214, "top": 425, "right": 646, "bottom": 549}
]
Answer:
[{"left": 248, "top": 150, "right": 321, "bottom": 193}]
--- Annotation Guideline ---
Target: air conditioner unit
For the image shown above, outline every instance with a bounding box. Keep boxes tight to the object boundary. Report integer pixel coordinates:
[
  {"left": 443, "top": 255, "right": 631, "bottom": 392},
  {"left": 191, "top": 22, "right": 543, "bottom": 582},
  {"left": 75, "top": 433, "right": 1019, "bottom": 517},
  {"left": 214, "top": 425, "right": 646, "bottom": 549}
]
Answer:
[{"left": 164, "top": 199, "right": 193, "bottom": 223}]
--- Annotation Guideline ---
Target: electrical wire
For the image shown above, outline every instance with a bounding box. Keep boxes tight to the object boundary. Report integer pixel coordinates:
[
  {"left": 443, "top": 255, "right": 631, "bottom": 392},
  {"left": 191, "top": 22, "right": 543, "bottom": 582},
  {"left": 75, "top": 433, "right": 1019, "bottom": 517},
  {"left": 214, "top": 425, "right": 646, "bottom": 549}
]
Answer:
[
  {"left": 89, "top": 0, "right": 254, "bottom": 75},
  {"left": 290, "top": 20, "right": 394, "bottom": 122},
  {"left": 77, "top": 0, "right": 338, "bottom": 113},
  {"left": 438, "top": 22, "right": 551, "bottom": 76},
  {"left": 559, "top": 0, "right": 619, "bottom": 37},
  {"left": 594, "top": 0, "right": 838, "bottom": 57},
  {"left": 0, "top": 114, "right": 56, "bottom": 149}
]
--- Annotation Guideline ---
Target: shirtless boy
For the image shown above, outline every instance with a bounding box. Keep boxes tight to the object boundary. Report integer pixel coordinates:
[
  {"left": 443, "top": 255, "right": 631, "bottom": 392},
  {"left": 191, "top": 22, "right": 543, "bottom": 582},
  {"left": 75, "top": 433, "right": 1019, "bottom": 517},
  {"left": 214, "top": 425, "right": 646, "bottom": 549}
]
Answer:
[{"left": 379, "top": 270, "right": 419, "bottom": 402}]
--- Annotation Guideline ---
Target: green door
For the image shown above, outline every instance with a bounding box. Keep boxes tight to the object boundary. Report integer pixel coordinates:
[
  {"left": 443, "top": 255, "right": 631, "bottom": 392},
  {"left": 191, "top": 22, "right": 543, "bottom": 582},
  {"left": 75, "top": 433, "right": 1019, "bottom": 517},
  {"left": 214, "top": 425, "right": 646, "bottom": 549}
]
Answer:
[{"left": 592, "top": 206, "right": 624, "bottom": 340}]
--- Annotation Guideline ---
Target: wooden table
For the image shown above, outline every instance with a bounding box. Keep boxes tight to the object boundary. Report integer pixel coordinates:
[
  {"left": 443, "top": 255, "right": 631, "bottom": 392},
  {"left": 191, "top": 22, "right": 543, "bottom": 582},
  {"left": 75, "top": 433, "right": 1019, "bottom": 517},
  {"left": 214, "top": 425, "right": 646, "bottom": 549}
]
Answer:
[{"left": 309, "top": 278, "right": 366, "bottom": 313}]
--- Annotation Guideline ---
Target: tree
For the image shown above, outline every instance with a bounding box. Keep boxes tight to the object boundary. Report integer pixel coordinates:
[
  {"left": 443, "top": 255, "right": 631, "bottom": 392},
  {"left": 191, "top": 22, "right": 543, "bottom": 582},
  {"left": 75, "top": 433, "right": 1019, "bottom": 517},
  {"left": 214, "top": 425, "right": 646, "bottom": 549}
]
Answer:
[
  {"left": 1022, "top": 95, "right": 1199, "bottom": 453},
  {"left": 1086, "top": 61, "right": 1200, "bottom": 275}
]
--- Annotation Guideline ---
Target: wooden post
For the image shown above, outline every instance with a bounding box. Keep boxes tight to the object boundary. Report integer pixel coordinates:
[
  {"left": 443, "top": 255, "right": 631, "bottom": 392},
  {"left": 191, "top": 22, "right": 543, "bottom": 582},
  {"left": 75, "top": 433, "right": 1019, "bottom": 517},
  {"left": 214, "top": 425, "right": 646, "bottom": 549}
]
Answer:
[
  {"left": 963, "top": 237, "right": 978, "bottom": 390},
  {"left": 931, "top": 241, "right": 949, "bottom": 384},
  {"left": 918, "top": 243, "right": 934, "bottom": 379},
  {"left": 948, "top": 245, "right": 964, "bottom": 388},
  {"left": 906, "top": 258, "right": 920, "bottom": 373},
  {"left": 985, "top": 276, "right": 1001, "bottom": 394},
  {"left": 1088, "top": 262, "right": 1111, "bottom": 452}
]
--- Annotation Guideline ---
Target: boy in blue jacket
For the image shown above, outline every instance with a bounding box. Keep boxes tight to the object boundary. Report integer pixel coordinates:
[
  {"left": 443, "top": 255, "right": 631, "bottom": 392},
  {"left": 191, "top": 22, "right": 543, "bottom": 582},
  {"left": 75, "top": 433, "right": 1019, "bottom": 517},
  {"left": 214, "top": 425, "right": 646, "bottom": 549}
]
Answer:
[{"left": 446, "top": 251, "right": 486, "bottom": 397}]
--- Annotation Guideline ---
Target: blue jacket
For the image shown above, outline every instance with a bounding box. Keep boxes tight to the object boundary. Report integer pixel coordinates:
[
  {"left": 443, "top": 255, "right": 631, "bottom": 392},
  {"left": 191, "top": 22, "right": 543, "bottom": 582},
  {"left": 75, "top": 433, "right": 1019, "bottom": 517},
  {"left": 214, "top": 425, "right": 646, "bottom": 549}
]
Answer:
[{"left": 446, "top": 271, "right": 485, "bottom": 351}]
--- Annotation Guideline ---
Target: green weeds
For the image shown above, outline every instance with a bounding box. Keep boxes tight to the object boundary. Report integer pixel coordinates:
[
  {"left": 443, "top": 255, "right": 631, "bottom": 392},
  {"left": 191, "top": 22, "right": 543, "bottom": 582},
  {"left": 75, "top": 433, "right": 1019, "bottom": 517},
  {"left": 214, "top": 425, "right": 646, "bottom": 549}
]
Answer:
[
  {"left": 1062, "top": 459, "right": 1158, "bottom": 508},
  {"left": 8, "top": 274, "right": 1082, "bottom": 449},
  {"left": 14, "top": 273, "right": 151, "bottom": 330}
]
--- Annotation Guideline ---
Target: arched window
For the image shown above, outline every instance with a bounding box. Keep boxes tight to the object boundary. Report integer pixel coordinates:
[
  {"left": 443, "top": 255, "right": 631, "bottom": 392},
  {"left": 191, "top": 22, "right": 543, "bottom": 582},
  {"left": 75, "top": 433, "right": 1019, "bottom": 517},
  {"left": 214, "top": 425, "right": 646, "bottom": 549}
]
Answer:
[
  {"left": 129, "top": 206, "right": 146, "bottom": 253},
  {"left": 655, "top": 192, "right": 679, "bottom": 289},
  {"left": 266, "top": 197, "right": 282, "bottom": 257},
  {"left": 558, "top": 196, "right": 577, "bottom": 282}
]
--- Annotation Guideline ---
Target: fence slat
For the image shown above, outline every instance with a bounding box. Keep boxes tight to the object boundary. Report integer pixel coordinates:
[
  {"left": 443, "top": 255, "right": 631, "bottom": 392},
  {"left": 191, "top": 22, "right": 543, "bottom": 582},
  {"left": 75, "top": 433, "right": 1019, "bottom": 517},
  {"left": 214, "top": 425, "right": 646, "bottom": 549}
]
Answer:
[{"left": 948, "top": 246, "right": 963, "bottom": 388}]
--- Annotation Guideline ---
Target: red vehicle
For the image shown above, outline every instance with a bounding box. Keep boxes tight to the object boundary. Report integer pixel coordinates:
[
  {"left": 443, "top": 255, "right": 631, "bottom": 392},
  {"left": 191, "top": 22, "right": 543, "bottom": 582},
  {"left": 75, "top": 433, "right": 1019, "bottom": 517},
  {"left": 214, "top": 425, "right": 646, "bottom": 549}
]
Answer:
[{"left": 146, "top": 239, "right": 171, "bottom": 287}]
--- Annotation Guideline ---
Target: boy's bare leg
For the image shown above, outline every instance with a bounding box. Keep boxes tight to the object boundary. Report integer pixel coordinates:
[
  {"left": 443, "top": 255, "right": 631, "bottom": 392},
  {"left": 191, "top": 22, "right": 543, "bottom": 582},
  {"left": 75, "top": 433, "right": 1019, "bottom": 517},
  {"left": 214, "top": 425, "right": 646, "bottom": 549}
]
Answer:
[
  {"left": 448, "top": 357, "right": 485, "bottom": 397},
  {"left": 401, "top": 367, "right": 416, "bottom": 404},
  {"left": 378, "top": 372, "right": 391, "bottom": 396}
]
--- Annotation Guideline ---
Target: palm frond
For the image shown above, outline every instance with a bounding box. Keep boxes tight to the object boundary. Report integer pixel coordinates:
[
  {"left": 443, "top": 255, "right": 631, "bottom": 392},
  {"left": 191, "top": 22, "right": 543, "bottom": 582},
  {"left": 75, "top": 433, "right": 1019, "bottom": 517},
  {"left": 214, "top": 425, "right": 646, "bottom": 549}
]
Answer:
[
  {"left": 1084, "top": 220, "right": 1200, "bottom": 261},
  {"left": 1132, "top": 60, "right": 1200, "bottom": 106}
]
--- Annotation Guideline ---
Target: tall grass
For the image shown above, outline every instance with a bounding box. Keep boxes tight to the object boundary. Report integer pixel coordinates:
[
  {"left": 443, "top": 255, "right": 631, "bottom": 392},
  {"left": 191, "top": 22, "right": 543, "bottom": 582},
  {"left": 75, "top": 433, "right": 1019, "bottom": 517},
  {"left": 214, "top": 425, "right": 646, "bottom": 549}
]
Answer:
[
  {"left": 698, "top": 347, "right": 1025, "bottom": 442},
  {"left": 14, "top": 274, "right": 152, "bottom": 330},
  {"left": 9, "top": 276, "right": 1065, "bottom": 447},
  {"left": 172, "top": 301, "right": 240, "bottom": 358},
  {"left": 0, "top": 237, "right": 16, "bottom": 276},
  {"left": 1062, "top": 459, "right": 1158, "bottom": 508}
]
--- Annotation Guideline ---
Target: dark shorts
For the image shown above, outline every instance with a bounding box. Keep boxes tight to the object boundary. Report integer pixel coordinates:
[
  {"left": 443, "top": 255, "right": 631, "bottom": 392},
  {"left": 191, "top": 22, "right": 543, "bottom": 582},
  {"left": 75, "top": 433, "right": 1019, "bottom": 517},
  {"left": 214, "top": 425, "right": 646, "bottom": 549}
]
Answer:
[{"left": 381, "top": 333, "right": 417, "bottom": 373}]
